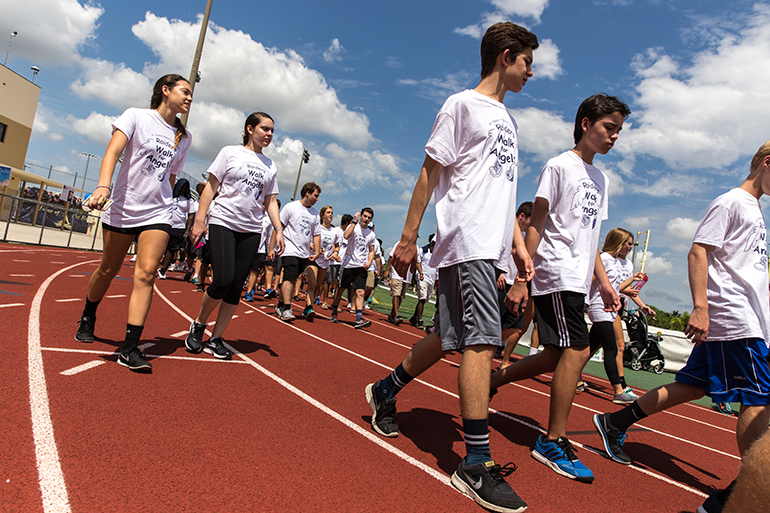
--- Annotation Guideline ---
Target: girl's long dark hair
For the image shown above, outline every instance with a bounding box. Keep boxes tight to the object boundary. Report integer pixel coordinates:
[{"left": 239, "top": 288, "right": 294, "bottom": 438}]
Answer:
[{"left": 151, "top": 74, "right": 189, "bottom": 149}]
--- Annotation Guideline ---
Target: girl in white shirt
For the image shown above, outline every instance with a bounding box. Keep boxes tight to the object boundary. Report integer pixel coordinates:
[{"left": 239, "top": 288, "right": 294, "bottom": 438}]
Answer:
[
  {"left": 309, "top": 205, "right": 338, "bottom": 308},
  {"left": 75, "top": 74, "right": 193, "bottom": 372},
  {"left": 185, "top": 112, "right": 284, "bottom": 359}
]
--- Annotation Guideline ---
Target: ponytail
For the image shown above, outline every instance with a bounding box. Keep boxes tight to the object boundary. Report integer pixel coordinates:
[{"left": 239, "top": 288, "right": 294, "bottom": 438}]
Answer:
[{"left": 151, "top": 74, "right": 189, "bottom": 148}]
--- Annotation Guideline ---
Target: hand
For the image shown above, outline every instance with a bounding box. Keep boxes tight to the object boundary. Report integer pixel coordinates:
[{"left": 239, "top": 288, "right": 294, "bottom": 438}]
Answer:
[
  {"left": 684, "top": 305, "right": 709, "bottom": 345},
  {"left": 641, "top": 305, "right": 655, "bottom": 317},
  {"left": 353, "top": 212, "right": 360, "bottom": 223},
  {"left": 504, "top": 280, "right": 528, "bottom": 316},
  {"left": 85, "top": 186, "right": 111, "bottom": 210},
  {"left": 392, "top": 239, "right": 418, "bottom": 278},
  {"left": 309, "top": 253, "right": 319, "bottom": 262},
  {"left": 632, "top": 272, "right": 646, "bottom": 281},
  {"left": 275, "top": 231, "right": 286, "bottom": 256},
  {"left": 190, "top": 219, "right": 207, "bottom": 246},
  {"left": 512, "top": 246, "right": 534, "bottom": 282},
  {"left": 496, "top": 273, "right": 506, "bottom": 290}
]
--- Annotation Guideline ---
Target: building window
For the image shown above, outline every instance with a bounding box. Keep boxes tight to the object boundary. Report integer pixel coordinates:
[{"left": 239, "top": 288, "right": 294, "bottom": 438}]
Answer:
[{"left": 0, "top": 121, "right": 6, "bottom": 143}]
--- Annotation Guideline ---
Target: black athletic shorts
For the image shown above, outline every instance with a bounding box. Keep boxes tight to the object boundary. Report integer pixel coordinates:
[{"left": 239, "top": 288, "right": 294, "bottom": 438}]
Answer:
[
  {"left": 166, "top": 228, "right": 186, "bottom": 251},
  {"left": 103, "top": 222, "right": 171, "bottom": 236},
  {"left": 282, "top": 256, "right": 309, "bottom": 283},
  {"left": 340, "top": 266, "right": 367, "bottom": 291},
  {"left": 251, "top": 252, "right": 267, "bottom": 273},
  {"left": 498, "top": 282, "right": 527, "bottom": 331},
  {"left": 533, "top": 291, "right": 589, "bottom": 348}
]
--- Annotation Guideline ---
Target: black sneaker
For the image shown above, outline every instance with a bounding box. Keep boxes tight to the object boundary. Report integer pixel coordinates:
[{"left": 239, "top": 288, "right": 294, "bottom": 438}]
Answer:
[
  {"left": 408, "top": 316, "right": 418, "bottom": 327},
  {"left": 185, "top": 321, "right": 206, "bottom": 354},
  {"left": 450, "top": 458, "right": 527, "bottom": 513},
  {"left": 329, "top": 314, "right": 338, "bottom": 323},
  {"left": 416, "top": 319, "right": 424, "bottom": 329},
  {"left": 593, "top": 413, "right": 631, "bottom": 465},
  {"left": 183, "top": 270, "right": 192, "bottom": 282},
  {"left": 195, "top": 284, "right": 205, "bottom": 292},
  {"left": 75, "top": 315, "right": 95, "bottom": 343},
  {"left": 365, "top": 381, "right": 398, "bottom": 437},
  {"left": 354, "top": 319, "right": 371, "bottom": 329},
  {"left": 696, "top": 481, "right": 735, "bottom": 513},
  {"left": 117, "top": 348, "right": 152, "bottom": 372},
  {"left": 204, "top": 337, "right": 233, "bottom": 360}
]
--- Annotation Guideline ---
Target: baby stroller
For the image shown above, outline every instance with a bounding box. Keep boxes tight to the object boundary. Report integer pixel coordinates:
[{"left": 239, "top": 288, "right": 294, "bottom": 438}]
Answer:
[{"left": 622, "top": 309, "right": 665, "bottom": 374}]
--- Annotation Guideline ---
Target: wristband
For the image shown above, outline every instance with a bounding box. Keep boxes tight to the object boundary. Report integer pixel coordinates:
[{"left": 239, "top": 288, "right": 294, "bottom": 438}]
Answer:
[{"left": 96, "top": 185, "right": 111, "bottom": 192}]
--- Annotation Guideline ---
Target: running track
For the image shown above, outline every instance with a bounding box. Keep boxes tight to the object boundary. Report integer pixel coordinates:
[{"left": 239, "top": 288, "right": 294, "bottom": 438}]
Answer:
[{"left": 1, "top": 243, "right": 739, "bottom": 512}]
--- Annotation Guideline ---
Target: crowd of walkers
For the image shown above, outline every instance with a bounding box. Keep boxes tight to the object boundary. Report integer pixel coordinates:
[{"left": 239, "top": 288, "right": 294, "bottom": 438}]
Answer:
[{"left": 69, "top": 19, "right": 770, "bottom": 512}]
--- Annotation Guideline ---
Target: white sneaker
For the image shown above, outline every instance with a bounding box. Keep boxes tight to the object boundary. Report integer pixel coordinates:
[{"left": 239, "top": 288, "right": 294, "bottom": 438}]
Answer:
[
  {"left": 130, "top": 255, "right": 137, "bottom": 262},
  {"left": 280, "top": 309, "right": 296, "bottom": 322},
  {"left": 157, "top": 270, "right": 166, "bottom": 280}
]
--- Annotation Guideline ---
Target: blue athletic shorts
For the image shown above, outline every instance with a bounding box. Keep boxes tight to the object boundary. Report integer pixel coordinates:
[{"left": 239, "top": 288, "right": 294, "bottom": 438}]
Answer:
[{"left": 675, "top": 338, "right": 770, "bottom": 406}]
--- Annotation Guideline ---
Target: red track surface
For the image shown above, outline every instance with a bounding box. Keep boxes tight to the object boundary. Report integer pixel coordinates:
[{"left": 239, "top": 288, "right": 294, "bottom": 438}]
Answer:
[{"left": 2, "top": 243, "right": 740, "bottom": 512}]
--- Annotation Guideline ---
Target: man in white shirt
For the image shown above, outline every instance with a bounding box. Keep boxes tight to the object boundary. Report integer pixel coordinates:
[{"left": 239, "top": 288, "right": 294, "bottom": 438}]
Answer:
[
  {"left": 595, "top": 140, "right": 770, "bottom": 513},
  {"left": 408, "top": 234, "right": 437, "bottom": 329}
]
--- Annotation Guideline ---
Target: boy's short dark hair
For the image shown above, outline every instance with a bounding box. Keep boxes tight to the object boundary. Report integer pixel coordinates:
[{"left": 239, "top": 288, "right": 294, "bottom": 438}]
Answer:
[
  {"left": 340, "top": 214, "right": 353, "bottom": 226},
  {"left": 301, "top": 182, "right": 321, "bottom": 197},
  {"left": 516, "top": 201, "right": 533, "bottom": 218},
  {"left": 361, "top": 207, "right": 374, "bottom": 218},
  {"left": 573, "top": 93, "right": 631, "bottom": 145},
  {"left": 480, "top": 22, "right": 539, "bottom": 79}
]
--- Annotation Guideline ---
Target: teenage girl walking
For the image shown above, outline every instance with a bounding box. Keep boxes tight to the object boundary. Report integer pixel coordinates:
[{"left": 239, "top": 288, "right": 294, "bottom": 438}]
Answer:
[
  {"left": 185, "top": 112, "right": 283, "bottom": 359},
  {"left": 75, "top": 74, "right": 193, "bottom": 372}
]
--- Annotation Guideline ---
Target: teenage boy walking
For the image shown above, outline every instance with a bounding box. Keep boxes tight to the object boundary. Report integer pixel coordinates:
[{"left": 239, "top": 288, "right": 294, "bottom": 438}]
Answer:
[
  {"left": 489, "top": 94, "right": 630, "bottom": 483},
  {"left": 594, "top": 141, "right": 770, "bottom": 513},
  {"left": 365, "top": 22, "right": 538, "bottom": 513},
  {"left": 274, "top": 182, "right": 321, "bottom": 321}
]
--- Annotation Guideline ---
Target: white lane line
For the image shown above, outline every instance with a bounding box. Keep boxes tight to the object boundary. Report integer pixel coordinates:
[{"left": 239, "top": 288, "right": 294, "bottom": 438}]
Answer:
[
  {"left": 41, "top": 347, "right": 249, "bottom": 364},
  {"left": 105, "top": 295, "right": 126, "bottom": 299},
  {"left": 29, "top": 260, "right": 99, "bottom": 512},
  {"left": 60, "top": 361, "right": 105, "bottom": 376},
  {"left": 138, "top": 343, "right": 155, "bottom": 351},
  {"left": 171, "top": 330, "right": 188, "bottom": 338},
  {"left": 10, "top": 274, "right": 34, "bottom": 277},
  {"left": 55, "top": 299, "right": 81, "bottom": 303},
  {"left": 14, "top": 259, "right": 31, "bottom": 262},
  {"left": 51, "top": 262, "right": 65, "bottom": 264},
  {"left": 0, "top": 303, "right": 25, "bottom": 308},
  {"left": 68, "top": 275, "right": 86, "bottom": 278},
  {"left": 152, "top": 286, "right": 455, "bottom": 492},
  {"left": 168, "top": 290, "right": 182, "bottom": 294}
]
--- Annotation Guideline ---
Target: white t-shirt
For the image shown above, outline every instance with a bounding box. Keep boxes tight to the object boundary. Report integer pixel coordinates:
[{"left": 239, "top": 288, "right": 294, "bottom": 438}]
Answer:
[
  {"left": 101, "top": 108, "right": 192, "bottom": 228},
  {"left": 418, "top": 246, "right": 438, "bottom": 285},
  {"left": 693, "top": 187, "right": 770, "bottom": 344},
  {"left": 316, "top": 225, "right": 338, "bottom": 269},
  {"left": 280, "top": 200, "right": 320, "bottom": 259},
  {"left": 588, "top": 252, "right": 625, "bottom": 322},
  {"left": 531, "top": 150, "right": 609, "bottom": 297},
  {"left": 169, "top": 196, "right": 193, "bottom": 230},
  {"left": 425, "top": 89, "right": 519, "bottom": 270},
  {"left": 335, "top": 227, "right": 348, "bottom": 266},
  {"left": 206, "top": 145, "right": 279, "bottom": 233},
  {"left": 342, "top": 223, "right": 376, "bottom": 269}
]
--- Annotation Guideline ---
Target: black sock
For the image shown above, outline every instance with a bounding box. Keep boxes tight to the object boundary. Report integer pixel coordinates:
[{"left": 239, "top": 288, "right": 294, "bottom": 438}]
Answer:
[
  {"left": 619, "top": 376, "right": 628, "bottom": 388},
  {"left": 609, "top": 400, "right": 648, "bottom": 432},
  {"left": 83, "top": 297, "right": 101, "bottom": 318},
  {"left": 122, "top": 324, "right": 144, "bottom": 354}
]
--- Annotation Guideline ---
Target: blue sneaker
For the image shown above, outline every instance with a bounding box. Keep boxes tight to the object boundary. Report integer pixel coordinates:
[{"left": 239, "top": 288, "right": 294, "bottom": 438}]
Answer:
[
  {"left": 314, "top": 297, "right": 321, "bottom": 305},
  {"left": 531, "top": 434, "right": 594, "bottom": 482},
  {"left": 244, "top": 292, "right": 254, "bottom": 302}
]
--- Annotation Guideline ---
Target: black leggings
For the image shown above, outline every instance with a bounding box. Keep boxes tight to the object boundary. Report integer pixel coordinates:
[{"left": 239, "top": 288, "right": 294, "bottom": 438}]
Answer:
[
  {"left": 206, "top": 224, "right": 261, "bottom": 305},
  {"left": 589, "top": 321, "right": 621, "bottom": 386}
]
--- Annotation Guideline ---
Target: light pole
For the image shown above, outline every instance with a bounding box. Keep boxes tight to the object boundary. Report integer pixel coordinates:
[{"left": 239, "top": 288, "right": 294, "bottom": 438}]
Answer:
[
  {"left": 80, "top": 152, "right": 99, "bottom": 193},
  {"left": 292, "top": 149, "right": 310, "bottom": 201},
  {"left": 4, "top": 31, "right": 17, "bottom": 66},
  {"left": 31, "top": 66, "right": 39, "bottom": 83},
  {"left": 181, "top": 0, "right": 214, "bottom": 126}
]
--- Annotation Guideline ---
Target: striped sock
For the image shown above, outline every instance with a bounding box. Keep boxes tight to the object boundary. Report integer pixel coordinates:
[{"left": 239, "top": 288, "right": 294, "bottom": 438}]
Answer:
[
  {"left": 463, "top": 418, "right": 491, "bottom": 465},
  {"left": 378, "top": 363, "right": 414, "bottom": 400}
]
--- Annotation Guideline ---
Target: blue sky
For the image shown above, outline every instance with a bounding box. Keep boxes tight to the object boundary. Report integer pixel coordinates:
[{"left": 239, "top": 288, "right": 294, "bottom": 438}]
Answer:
[{"left": 3, "top": 0, "right": 770, "bottom": 313}]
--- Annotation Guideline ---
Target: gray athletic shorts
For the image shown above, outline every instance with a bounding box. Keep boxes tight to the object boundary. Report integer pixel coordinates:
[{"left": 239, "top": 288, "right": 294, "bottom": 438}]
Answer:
[{"left": 434, "top": 260, "right": 503, "bottom": 352}]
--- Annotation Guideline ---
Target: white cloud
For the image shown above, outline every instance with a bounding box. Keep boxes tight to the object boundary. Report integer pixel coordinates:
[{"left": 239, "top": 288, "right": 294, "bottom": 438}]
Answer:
[
  {"left": 184, "top": 102, "right": 246, "bottom": 161},
  {"left": 628, "top": 173, "right": 711, "bottom": 197},
  {"left": 665, "top": 217, "right": 700, "bottom": 241},
  {"left": 491, "top": 0, "right": 550, "bottom": 21},
  {"left": 617, "top": 4, "right": 770, "bottom": 170},
  {"left": 639, "top": 250, "right": 674, "bottom": 275},
  {"left": 72, "top": 12, "right": 374, "bottom": 149},
  {"left": 0, "top": 0, "right": 102, "bottom": 65},
  {"left": 509, "top": 107, "right": 572, "bottom": 162},
  {"left": 32, "top": 104, "right": 64, "bottom": 141},
  {"left": 397, "top": 71, "right": 476, "bottom": 103},
  {"left": 602, "top": 164, "right": 625, "bottom": 197},
  {"left": 621, "top": 216, "right": 650, "bottom": 230},
  {"left": 532, "top": 38, "right": 562, "bottom": 80},
  {"left": 69, "top": 111, "right": 118, "bottom": 147},
  {"left": 323, "top": 38, "right": 345, "bottom": 63}
]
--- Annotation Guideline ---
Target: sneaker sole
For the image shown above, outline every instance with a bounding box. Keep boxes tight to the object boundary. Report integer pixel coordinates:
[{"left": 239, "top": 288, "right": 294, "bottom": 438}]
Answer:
[
  {"left": 203, "top": 347, "right": 233, "bottom": 360},
  {"left": 450, "top": 471, "right": 527, "bottom": 513},
  {"left": 592, "top": 414, "right": 631, "bottom": 465},
  {"left": 612, "top": 397, "right": 635, "bottom": 404},
  {"left": 117, "top": 358, "right": 152, "bottom": 372},
  {"left": 74, "top": 334, "right": 94, "bottom": 343},
  {"left": 530, "top": 448, "right": 594, "bottom": 482},
  {"left": 305, "top": 311, "right": 315, "bottom": 322},
  {"left": 365, "top": 383, "right": 398, "bottom": 438},
  {"left": 184, "top": 336, "right": 204, "bottom": 354},
  {"left": 355, "top": 321, "right": 372, "bottom": 329}
]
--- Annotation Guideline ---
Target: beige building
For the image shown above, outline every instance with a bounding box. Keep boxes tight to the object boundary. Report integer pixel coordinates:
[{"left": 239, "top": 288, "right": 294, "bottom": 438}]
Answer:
[{"left": 1, "top": 63, "right": 41, "bottom": 178}]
